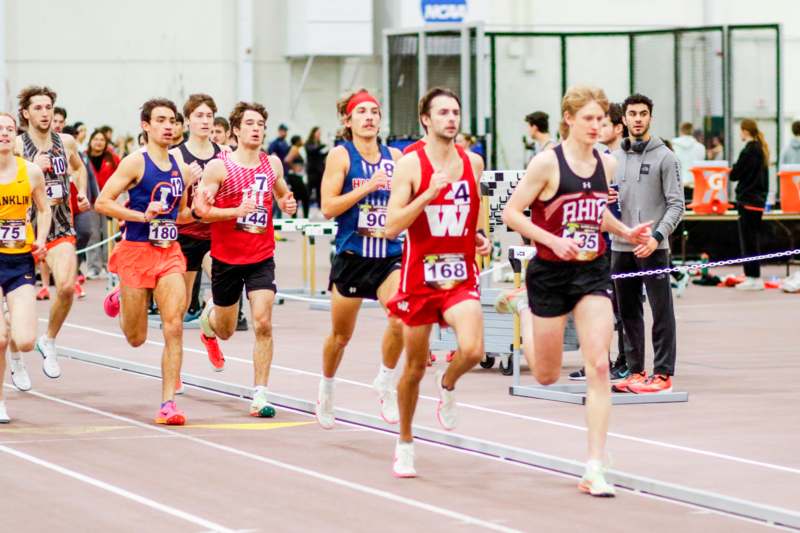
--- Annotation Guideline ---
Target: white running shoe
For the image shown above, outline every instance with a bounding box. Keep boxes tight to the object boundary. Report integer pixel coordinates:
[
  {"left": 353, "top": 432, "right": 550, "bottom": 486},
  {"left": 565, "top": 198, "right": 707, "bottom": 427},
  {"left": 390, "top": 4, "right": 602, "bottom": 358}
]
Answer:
[
  {"left": 0, "top": 401, "right": 9, "bottom": 424},
  {"left": 578, "top": 460, "right": 616, "bottom": 497},
  {"left": 392, "top": 441, "right": 416, "bottom": 478},
  {"left": 373, "top": 374, "right": 399, "bottom": 425},
  {"left": 36, "top": 336, "right": 61, "bottom": 379},
  {"left": 435, "top": 370, "right": 457, "bottom": 431},
  {"left": 780, "top": 272, "right": 800, "bottom": 293},
  {"left": 735, "top": 277, "right": 765, "bottom": 291},
  {"left": 8, "top": 352, "right": 31, "bottom": 391},
  {"left": 315, "top": 379, "right": 335, "bottom": 429}
]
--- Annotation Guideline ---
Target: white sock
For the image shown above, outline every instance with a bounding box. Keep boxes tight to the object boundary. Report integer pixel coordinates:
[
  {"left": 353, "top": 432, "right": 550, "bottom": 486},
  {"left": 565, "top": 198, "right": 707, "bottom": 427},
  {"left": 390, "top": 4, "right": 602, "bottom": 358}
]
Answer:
[
  {"left": 200, "top": 303, "right": 216, "bottom": 338},
  {"left": 377, "top": 364, "right": 395, "bottom": 382},
  {"left": 586, "top": 459, "right": 603, "bottom": 471},
  {"left": 321, "top": 377, "right": 335, "bottom": 393},
  {"left": 254, "top": 385, "right": 268, "bottom": 397},
  {"left": 515, "top": 298, "right": 530, "bottom": 313}
]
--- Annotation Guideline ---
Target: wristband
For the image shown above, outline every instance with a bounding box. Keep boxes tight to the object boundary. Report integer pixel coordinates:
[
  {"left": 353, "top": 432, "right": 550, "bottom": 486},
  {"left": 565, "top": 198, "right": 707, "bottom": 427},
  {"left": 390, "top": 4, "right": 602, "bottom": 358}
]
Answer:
[
  {"left": 653, "top": 230, "right": 664, "bottom": 243},
  {"left": 191, "top": 208, "right": 202, "bottom": 221}
]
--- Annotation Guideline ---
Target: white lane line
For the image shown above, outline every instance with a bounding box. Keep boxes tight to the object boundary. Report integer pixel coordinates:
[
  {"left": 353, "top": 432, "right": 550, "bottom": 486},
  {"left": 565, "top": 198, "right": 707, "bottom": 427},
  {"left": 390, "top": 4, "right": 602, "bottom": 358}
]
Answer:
[
  {"left": 22, "top": 388, "right": 519, "bottom": 533},
  {"left": 0, "top": 443, "right": 236, "bottom": 533},
  {"left": 51, "top": 320, "right": 800, "bottom": 477}
]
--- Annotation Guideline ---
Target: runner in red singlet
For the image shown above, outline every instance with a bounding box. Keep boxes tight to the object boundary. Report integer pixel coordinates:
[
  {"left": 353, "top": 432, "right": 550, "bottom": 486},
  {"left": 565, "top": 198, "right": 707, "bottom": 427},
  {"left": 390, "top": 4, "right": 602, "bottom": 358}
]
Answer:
[
  {"left": 194, "top": 101, "right": 297, "bottom": 418},
  {"left": 385, "top": 87, "right": 490, "bottom": 478},
  {"left": 502, "top": 86, "right": 651, "bottom": 497}
]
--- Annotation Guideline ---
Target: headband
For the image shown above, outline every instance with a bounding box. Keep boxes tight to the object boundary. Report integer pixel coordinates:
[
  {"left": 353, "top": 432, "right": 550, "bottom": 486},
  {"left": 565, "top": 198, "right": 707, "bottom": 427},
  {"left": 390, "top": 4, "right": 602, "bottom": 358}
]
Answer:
[{"left": 345, "top": 92, "right": 380, "bottom": 115}]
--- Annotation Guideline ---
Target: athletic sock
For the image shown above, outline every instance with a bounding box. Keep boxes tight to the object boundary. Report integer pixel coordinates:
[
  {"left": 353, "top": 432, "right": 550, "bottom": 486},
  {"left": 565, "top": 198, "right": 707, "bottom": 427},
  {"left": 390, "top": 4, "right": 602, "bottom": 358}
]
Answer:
[
  {"left": 254, "top": 385, "right": 268, "bottom": 397},
  {"left": 321, "top": 377, "right": 335, "bottom": 394},
  {"left": 200, "top": 308, "right": 216, "bottom": 338},
  {"left": 515, "top": 298, "right": 530, "bottom": 314},
  {"left": 586, "top": 459, "right": 603, "bottom": 471},
  {"left": 377, "top": 364, "right": 395, "bottom": 383}
]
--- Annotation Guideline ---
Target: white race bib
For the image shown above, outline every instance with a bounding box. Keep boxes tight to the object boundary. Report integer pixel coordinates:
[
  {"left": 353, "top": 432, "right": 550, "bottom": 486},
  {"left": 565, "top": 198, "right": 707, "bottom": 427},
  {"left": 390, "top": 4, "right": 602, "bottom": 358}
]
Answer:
[
  {"left": 423, "top": 253, "right": 468, "bottom": 289},
  {"left": 0, "top": 219, "right": 26, "bottom": 248},
  {"left": 236, "top": 207, "right": 268, "bottom": 234},
  {"left": 357, "top": 204, "right": 387, "bottom": 238},
  {"left": 562, "top": 223, "right": 600, "bottom": 261},
  {"left": 45, "top": 180, "right": 65, "bottom": 204},
  {"left": 148, "top": 219, "right": 177, "bottom": 247}
]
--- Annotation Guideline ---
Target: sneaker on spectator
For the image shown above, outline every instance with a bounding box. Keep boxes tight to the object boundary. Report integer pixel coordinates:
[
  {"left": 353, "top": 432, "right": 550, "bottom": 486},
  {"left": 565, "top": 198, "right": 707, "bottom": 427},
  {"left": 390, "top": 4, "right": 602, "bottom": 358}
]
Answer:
[
  {"left": 612, "top": 371, "right": 647, "bottom": 393},
  {"left": 629, "top": 374, "right": 673, "bottom": 394},
  {"left": 735, "top": 277, "right": 765, "bottom": 291},
  {"left": 780, "top": 272, "right": 800, "bottom": 293}
]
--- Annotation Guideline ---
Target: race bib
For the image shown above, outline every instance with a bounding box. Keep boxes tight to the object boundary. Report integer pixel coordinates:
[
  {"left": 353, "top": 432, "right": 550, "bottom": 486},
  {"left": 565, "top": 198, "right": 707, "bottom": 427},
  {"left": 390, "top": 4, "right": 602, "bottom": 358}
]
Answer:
[
  {"left": 0, "top": 219, "right": 26, "bottom": 249},
  {"left": 148, "top": 219, "right": 178, "bottom": 248},
  {"left": 236, "top": 207, "right": 268, "bottom": 234},
  {"left": 443, "top": 180, "right": 470, "bottom": 205},
  {"left": 423, "top": 253, "right": 468, "bottom": 290},
  {"left": 45, "top": 180, "right": 65, "bottom": 204},
  {"left": 563, "top": 223, "right": 600, "bottom": 261},
  {"left": 357, "top": 204, "right": 387, "bottom": 238}
]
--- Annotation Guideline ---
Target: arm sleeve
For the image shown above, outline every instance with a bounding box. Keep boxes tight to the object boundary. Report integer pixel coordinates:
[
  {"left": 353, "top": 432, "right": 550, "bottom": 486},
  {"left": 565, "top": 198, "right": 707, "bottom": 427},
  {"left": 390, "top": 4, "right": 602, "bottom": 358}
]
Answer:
[{"left": 654, "top": 152, "right": 685, "bottom": 240}]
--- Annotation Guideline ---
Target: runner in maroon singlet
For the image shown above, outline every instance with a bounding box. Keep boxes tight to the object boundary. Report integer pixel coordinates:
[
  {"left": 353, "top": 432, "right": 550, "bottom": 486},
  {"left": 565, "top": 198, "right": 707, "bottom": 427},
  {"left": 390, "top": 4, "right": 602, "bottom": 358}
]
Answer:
[
  {"left": 502, "top": 86, "right": 651, "bottom": 497},
  {"left": 194, "top": 101, "right": 297, "bottom": 418},
  {"left": 385, "top": 87, "right": 490, "bottom": 478}
]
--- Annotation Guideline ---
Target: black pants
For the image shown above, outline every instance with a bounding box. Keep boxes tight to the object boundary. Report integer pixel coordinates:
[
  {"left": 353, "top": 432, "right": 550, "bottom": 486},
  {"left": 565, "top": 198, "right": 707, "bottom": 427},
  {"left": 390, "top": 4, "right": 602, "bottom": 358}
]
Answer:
[
  {"left": 285, "top": 173, "right": 310, "bottom": 218},
  {"left": 737, "top": 206, "right": 763, "bottom": 278},
  {"left": 611, "top": 250, "right": 677, "bottom": 376}
]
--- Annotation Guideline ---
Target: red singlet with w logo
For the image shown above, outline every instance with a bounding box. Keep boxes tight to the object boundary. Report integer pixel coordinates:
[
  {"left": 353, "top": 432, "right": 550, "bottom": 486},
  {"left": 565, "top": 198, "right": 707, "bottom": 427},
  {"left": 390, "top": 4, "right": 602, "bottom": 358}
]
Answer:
[
  {"left": 531, "top": 145, "right": 609, "bottom": 262},
  {"left": 210, "top": 151, "right": 277, "bottom": 265},
  {"left": 398, "top": 148, "right": 480, "bottom": 296}
]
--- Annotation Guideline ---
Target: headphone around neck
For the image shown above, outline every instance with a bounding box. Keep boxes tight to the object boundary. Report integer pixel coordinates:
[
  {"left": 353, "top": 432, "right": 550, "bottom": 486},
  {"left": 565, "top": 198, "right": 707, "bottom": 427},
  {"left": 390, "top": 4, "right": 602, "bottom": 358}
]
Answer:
[{"left": 622, "top": 137, "right": 648, "bottom": 154}]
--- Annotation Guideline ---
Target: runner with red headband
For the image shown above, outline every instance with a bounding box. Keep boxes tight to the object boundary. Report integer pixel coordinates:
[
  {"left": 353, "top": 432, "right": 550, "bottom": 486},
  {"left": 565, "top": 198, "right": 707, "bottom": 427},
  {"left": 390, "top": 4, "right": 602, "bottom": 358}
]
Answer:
[{"left": 315, "top": 90, "right": 405, "bottom": 429}]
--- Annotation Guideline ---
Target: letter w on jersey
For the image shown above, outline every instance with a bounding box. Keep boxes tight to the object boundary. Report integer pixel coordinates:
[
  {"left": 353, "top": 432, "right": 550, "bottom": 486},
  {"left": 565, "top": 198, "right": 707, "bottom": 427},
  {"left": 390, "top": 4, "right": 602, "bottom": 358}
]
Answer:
[{"left": 425, "top": 204, "right": 471, "bottom": 237}]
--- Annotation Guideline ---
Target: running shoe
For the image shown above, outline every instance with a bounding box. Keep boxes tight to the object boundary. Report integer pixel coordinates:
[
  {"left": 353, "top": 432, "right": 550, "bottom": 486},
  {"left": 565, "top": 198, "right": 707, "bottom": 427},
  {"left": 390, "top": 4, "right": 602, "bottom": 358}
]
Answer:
[
  {"left": 393, "top": 441, "right": 417, "bottom": 478},
  {"left": 315, "top": 379, "right": 335, "bottom": 429},
  {"left": 673, "top": 272, "right": 690, "bottom": 298},
  {"left": 427, "top": 351, "right": 436, "bottom": 367},
  {"left": 76, "top": 274, "right": 86, "bottom": 284},
  {"left": 36, "top": 287, "right": 50, "bottom": 301},
  {"left": 36, "top": 335, "right": 61, "bottom": 379},
  {"left": 628, "top": 374, "right": 673, "bottom": 394},
  {"left": 578, "top": 460, "right": 615, "bottom": 497},
  {"left": 611, "top": 371, "right": 647, "bottom": 393},
  {"left": 250, "top": 389, "right": 276, "bottom": 418},
  {"left": 445, "top": 350, "right": 456, "bottom": 363},
  {"left": 780, "top": 271, "right": 800, "bottom": 293},
  {"left": 372, "top": 374, "right": 399, "bottom": 424},
  {"left": 735, "top": 277, "right": 765, "bottom": 291},
  {"left": 8, "top": 352, "right": 31, "bottom": 391},
  {"left": 103, "top": 286, "right": 121, "bottom": 318},
  {"left": 435, "top": 369, "right": 457, "bottom": 431},
  {"left": 154, "top": 401, "right": 186, "bottom": 425},
  {"left": 569, "top": 367, "right": 587, "bottom": 381},
  {"left": 609, "top": 360, "right": 630, "bottom": 382},
  {"left": 175, "top": 375, "right": 185, "bottom": 395},
  {"left": 183, "top": 309, "right": 202, "bottom": 323},
  {"left": 236, "top": 315, "right": 249, "bottom": 331},
  {"left": 493, "top": 287, "right": 527, "bottom": 315},
  {"left": 0, "top": 401, "right": 9, "bottom": 424},
  {"left": 200, "top": 333, "right": 225, "bottom": 372},
  {"left": 74, "top": 282, "right": 86, "bottom": 300}
]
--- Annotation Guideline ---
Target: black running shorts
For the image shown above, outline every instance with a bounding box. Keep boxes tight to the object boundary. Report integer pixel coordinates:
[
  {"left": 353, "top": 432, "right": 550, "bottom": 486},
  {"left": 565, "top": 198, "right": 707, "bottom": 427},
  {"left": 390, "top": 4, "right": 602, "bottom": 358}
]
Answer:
[
  {"left": 178, "top": 234, "right": 211, "bottom": 272},
  {"left": 525, "top": 255, "right": 612, "bottom": 318},
  {"left": 328, "top": 252, "right": 401, "bottom": 300},
  {"left": 211, "top": 257, "right": 276, "bottom": 307}
]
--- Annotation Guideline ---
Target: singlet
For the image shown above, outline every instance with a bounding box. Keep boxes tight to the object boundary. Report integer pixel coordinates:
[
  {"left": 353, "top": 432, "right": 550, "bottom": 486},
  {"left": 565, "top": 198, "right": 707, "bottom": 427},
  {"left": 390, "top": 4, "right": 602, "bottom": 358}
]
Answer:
[
  {"left": 0, "top": 157, "right": 35, "bottom": 254},
  {"left": 21, "top": 132, "right": 74, "bottom": 241},
  {"left": 403, "top": 139, "right": 468, "bottom": 158},
  {"left": 210, "top": 151, "right": 276, "bottom": 265},
  {"left": 399, "top": 147, "right": 480, "bottom": 295},
  {"left": 124, "top": 153, "right": 184, "bottom": 246},
  {"left": 177, "top": 141, "right": 222, "bottom": 240},
  {"left": 334, "top": 142, "right": 402, "bottom": 259},
  {"left": 530, "top": 144, "right": 609, "bottom": 262}
]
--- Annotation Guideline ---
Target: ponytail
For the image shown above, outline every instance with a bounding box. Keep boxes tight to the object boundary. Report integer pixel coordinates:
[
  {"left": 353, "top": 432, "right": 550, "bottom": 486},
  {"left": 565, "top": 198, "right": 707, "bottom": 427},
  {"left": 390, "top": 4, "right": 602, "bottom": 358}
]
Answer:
[{"left": 740, "top": 118, "right": 770, "bottom": 167}]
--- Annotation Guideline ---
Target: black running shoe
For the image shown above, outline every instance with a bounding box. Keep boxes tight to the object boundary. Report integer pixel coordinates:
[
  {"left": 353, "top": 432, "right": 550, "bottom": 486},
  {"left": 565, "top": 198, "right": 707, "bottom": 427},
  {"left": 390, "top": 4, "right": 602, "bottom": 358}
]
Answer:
[
  {"left": 610, "top": 361, "right": 630, "bottom": 382},
  {"left": 236, "top": 316, "right": 249, "bottom": 331},
  {"left": 569, "top": 367, "right": 586, "bottom": 381}
]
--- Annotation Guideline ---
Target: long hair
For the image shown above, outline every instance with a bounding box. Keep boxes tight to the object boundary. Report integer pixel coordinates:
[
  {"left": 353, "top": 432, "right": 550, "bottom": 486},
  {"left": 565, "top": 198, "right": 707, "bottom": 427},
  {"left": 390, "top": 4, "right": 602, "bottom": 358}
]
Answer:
[
  {"left": 740, "top": 118, "right": 769, "bottom": 167},
  {"left": 306, "top": 126, "right": 320, "bottom": 146}
]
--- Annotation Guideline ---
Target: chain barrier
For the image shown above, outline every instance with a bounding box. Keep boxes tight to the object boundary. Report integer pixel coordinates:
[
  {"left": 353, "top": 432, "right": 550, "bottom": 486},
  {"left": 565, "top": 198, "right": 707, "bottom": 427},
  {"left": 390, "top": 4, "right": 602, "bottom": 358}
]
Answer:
[{"left": 610, "top": 249, "right": 800, "bottom": 280}]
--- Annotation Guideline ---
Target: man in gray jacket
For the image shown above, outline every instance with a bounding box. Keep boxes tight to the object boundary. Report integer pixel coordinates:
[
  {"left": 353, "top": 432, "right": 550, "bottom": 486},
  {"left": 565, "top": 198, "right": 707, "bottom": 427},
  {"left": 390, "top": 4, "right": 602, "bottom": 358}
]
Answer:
[{"left": 611, "top": 94, "right": 685, "bottom": 395}]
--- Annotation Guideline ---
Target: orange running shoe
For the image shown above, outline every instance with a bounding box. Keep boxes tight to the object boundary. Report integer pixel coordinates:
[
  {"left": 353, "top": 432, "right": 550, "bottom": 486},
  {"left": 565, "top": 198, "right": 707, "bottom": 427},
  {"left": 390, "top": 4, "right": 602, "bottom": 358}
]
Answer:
[
  {"left": 154, "top": 401, "right": 186, "bottom": 425},
  {"left": 36, "top": 287, "right": 50, "bottom": 300},
  {"left": 629, "top": 374, "right": 673, "bottom": 394},
  {"left": 612, "top": 371, "right": 647, "bottom": 393},
  {"left": 200, "top": 333, "right": 225, "bottom": 372},
  {"left": 74, "top": 282, "right": 86, "bottom": 300}
]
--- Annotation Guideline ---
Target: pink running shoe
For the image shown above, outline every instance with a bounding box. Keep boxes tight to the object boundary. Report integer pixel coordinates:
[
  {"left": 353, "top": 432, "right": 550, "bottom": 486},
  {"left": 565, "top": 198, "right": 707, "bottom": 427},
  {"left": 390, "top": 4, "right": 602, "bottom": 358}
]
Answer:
[
  {"left": 154, "top": 401, "right": 186, "bottom": 426},
  {"left": 200, "top": 333, "right": 225, "bottom": 372},
  {"left": 103, "top": 287, "right": 121, "bottom": 318}
]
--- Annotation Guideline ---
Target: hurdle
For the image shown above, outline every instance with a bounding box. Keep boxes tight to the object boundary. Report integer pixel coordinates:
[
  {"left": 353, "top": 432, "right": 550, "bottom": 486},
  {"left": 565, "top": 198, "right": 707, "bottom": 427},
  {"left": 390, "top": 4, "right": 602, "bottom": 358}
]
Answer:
[{"left": 272, "top": 218, "right": 312, "bottom": 296}]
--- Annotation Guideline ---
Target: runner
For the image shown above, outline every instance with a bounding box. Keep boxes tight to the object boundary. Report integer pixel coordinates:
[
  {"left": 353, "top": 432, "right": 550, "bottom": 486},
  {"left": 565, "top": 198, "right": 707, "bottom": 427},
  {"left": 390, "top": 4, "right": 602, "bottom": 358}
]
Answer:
[
  {"left": 193, "top": 101, "right": 297, "bottom": 418},
  {"left": 15, "top": 86, "right": 89, "bottom": 380},
  {"left": 95, "top": 98, "right": 193, "bottom": 425},
  {"left": 499, "top": 85, "right": 651, "bottom": 496},
  {"left": 385, "top": 87, "right": 490, "bottom": 477},
  {"left": 314, "top": 90, "right": 404, "bottom": 429},
  {"left": 0, "top": 113, "right": 51, "bottom": 416}
]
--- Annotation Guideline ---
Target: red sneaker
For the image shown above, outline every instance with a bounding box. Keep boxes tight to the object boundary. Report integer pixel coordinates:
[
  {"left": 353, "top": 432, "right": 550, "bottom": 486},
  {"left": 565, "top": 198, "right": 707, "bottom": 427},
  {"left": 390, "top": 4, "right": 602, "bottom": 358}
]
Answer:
[
  {"left": 77, "top": 274, "right": 86, "bottom": 284},
  {"left": 629, "top": 374, "right": 673, "bottom": 394},
  {"left": 427, "top": 351, "right": 437, "bottom": 367},
  {"left": 612, "top": 371, "right": 647, "bottom": 393},
  {"left": 446, "top": 351, "right": 456, "bottom": 363},
  {"left": 36, "top": 287, "right": 50, "bottom": 301},
  {"left": 103, "top": 287, "right": 121, "bottom": 318},
  {"left": 200, "top": 333, "right": 225, "bottom": 372},
  {"left": 74, "top": 282, "right": 86, "bottom": 300}
]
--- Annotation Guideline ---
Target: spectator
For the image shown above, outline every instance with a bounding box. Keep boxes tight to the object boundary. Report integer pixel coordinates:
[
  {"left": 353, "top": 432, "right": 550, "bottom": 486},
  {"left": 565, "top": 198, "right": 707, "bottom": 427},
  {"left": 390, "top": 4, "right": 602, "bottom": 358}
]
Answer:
[
  {"left": 285, "top": 134, "right": 304, "bottom": 166},
  {"left": 304, "top": 126, "right": 327, "bottom": 207},
  {"left": 611, "top": 93, "right": 685, "bottom": 395},
  {"left": 99, "top": 125, "right": 113, "bottom": 143},
  {"left": 86, "top": 129, "right": 120, "bottom": 190},
  {"left": 672, "top": 122, "right": 707, "bottom": 197},
  {"left": 211, "top": 116, "right": 232, "bottom": 148},
  {"left": 730, "top": 119, "right": 770, "bottom": 291},
  {"left": 285, "top": 158, "right": 310, "bottom": 219},
  {"left": 707, "top": 135, "right": 724, "bottom": 160},
  {"left": 73, "top": 121, "right": 87, "bottom": 146},
  {"left": 137, "top": 131, "right": 146, "bottom": 147},
  {"left": 779, "top": 120, "right": 800, "bottom": 166},
  {"left": 455, "top": 132, "right": 473, "bottom": 151},
  {"left": 268, "top": 123, "right": 290, "bottom": 174},
  {"left": 524, "top": 111, "right": 554, "bottom": 156}
]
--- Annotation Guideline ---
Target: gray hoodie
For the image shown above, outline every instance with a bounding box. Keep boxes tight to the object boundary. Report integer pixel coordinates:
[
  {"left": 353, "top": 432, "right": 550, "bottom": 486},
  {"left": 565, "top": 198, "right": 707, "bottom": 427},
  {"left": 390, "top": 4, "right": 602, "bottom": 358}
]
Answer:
[
  {"left": 780, "top": 138, "right": 800, "bottom": 166},
  {"left": 611, "top": 137, "right": 685, "bottom": 252}
]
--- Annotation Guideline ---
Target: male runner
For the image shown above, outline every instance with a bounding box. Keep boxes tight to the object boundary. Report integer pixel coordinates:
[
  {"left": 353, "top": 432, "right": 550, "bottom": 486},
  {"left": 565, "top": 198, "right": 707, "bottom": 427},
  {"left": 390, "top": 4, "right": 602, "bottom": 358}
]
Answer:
[
  {"left": 95, "top": 98, "right": 192, "bottom": 425},
  {"left": 0, "top": 113, "right": 51, "bottom": 415},
  {"left": 501, "top": 86, "right": 651, "bottom": 496},
  {"left": 15, "top": 86, "right": 89, "bottom": 380},
  {"left": 385, "top": 87, "right": 490, "bottom": 477},
  {"left": 194, "top": 101, "right": 297, "bottom": 418},
  {"left": 211, "top": 117, "right": 231, "bottom": 147},
  {"left": 315, "top": 90, "right": 404, "bottom": 429}
]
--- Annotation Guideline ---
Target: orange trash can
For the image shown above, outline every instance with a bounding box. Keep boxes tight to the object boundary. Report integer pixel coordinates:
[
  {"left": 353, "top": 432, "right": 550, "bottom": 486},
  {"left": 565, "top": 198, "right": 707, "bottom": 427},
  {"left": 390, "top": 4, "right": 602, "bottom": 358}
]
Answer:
[
  {"left": 778, "top": 165, "right": 800, "bottom": 213},
  {"left": 687, "top": 162, "right": 734, "bottom": 214}
]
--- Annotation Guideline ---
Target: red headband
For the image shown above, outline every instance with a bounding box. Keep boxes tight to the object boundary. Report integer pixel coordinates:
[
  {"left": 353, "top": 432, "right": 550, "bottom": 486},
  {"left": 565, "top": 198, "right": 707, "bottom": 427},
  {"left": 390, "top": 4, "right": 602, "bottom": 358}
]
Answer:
[{"left": 345, "top": 92, "right": 380, "bottom": 115}]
